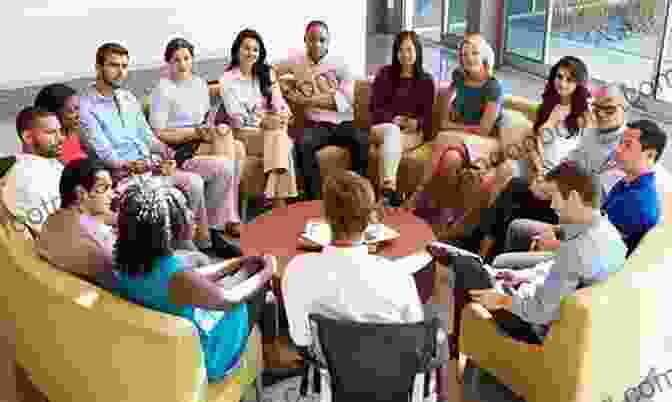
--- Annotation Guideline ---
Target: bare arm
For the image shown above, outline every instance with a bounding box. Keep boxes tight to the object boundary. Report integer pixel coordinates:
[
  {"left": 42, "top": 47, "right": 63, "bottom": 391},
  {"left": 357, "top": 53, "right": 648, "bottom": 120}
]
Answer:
[
  {"left": 168, "top": 269, "right": 236, "bottom": 311},
  {"left": 169, "top": 255, "right": 272, "bottom": 310},
  {"left": 154, "top": 127, "right": 202, "bottom": 145},
  {"left": 479, "top": 102, "right": 499, "bottom": 136}
]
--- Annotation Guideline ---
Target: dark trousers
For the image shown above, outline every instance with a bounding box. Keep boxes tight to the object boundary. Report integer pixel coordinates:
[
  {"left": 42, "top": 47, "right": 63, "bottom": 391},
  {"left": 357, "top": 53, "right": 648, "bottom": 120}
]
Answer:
[
  {"left": 295, "top": 120, "right": 369, "bottom": 199},
  {"left": 436, "top": 255, "right": 547, "bottom": 360},
  {"left": 474, "top": 177, "right": 559, "bottom": 256}
]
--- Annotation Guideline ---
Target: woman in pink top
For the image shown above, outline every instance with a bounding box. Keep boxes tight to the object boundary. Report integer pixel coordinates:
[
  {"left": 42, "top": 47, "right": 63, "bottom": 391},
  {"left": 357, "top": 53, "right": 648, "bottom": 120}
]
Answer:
[
  {"left": 219, "top": 29, "right": 297, "bottom": 208},
  {"left": 34, "top": 84, "right": 88, "bottom": 164}
]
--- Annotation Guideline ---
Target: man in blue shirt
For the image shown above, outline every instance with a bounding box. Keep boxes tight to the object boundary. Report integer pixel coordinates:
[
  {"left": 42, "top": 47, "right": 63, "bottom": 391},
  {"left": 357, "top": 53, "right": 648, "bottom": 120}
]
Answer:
[{"left": 602, "top": 119, "right": 667, "bottom": 254}]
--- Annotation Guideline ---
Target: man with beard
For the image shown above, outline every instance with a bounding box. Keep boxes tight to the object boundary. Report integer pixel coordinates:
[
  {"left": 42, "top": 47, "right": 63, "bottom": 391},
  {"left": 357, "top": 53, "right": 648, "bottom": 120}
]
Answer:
[
  {"left": 274, "top": 21, "right": 369, "bottom": 201},
  {"left": 9, "top": 106, "right": 66, "bottom": 233},
  {"left": 79, "top": 43, "right": 242, "bottom": 251}
]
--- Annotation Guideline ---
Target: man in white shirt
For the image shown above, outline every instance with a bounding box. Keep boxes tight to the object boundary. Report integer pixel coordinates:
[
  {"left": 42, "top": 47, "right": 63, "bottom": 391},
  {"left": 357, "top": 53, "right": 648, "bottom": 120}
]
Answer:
[
  {"left": 10, "top": 106, "right": 66, "bottom": 232},
  {"left": 273, "top": 20, "right": 368, "bottom": 201},
  {"left": 283, "top": 170, "right": 424, "bottom": 346},
  {"left": 283, "top": 170, "right": 450, "bottom": 401}
]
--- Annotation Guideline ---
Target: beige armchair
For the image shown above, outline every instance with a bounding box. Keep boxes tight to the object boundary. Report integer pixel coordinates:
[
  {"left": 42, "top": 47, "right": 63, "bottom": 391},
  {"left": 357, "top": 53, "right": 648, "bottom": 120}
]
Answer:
[
  {"left": 459, "top": 176, "right": 672, "bottom": 402},
  {"left": 0, "top": 169, "right": 263, "bottom": 402}
]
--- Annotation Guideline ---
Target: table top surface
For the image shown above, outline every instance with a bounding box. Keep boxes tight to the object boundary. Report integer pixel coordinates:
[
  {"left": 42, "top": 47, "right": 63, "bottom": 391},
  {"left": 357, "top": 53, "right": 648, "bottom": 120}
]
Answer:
[{"left": 240, "top": 200, "right": 436, "bottom": 276}]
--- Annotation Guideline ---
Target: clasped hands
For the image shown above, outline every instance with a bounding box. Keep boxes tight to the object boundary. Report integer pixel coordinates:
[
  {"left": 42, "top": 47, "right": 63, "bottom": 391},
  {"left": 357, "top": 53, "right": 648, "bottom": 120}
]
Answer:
[
  {"left": 195, "top": 124, "right": 232, "bottom": 143},
  {"left": 392, "top": 115, "right": 419, "bottom": 132},
  {"left": 282, "top": 75, "right": 337, "bottom": 107},
  {"left": 259, "top": 112, "right": 292, "bottom": 130},
  {"left": 127, "top": 159, "right": 176, "bottom": 177}
]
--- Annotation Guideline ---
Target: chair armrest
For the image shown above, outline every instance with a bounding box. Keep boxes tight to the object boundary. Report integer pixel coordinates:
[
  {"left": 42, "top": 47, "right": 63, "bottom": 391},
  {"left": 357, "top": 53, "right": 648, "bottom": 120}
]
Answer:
[
  {"left": 462, "top": 291, "right": 594, "bottom": 402},
  {"left": 459, "top": 303, "right": 545, "bottom": 400}
]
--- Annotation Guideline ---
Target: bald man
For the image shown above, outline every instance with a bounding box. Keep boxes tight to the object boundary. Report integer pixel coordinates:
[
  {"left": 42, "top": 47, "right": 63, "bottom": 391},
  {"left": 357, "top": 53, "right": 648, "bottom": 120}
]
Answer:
[{"left": 561, "top": 83, "right": 628, "bottom": 184}]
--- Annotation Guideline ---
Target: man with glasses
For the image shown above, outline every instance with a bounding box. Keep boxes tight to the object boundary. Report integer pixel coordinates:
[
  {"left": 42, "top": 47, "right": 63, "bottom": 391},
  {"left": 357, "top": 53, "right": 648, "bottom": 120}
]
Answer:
[
  {"left": 447, "top": 84, "right": 640, "bottom": 260},
  {"left": 274, "top": 21, "right": 369, "bottom": 200},
  {"left": 503, "top": 85, "right": 670, "bottom": 255}
]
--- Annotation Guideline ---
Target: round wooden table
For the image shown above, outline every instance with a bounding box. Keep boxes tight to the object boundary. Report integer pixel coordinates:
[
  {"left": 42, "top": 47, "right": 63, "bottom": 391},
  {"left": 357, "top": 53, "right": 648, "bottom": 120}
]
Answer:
[{"left": 240, "top": 200, "right": 437, "bottom": 302}]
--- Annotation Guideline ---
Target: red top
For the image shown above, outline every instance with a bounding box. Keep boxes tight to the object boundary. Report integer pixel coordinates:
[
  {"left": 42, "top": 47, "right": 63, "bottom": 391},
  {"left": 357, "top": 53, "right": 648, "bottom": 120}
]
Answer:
[
  {"left": 369, "top": 65, "right": 436, "bottom": 139},
  {"left": 61, "top": 134, "right": 87, "bottom": 164}
]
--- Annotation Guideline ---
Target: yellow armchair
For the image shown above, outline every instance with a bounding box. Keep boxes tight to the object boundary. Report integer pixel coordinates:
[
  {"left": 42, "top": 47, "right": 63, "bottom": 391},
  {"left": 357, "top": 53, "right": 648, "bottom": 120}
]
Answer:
[
  {"left": 0, "top": 215, "right": 262, "bottom": 402},
  {"left": 460, "top": 221, "right": 672, "bottom": 402}
]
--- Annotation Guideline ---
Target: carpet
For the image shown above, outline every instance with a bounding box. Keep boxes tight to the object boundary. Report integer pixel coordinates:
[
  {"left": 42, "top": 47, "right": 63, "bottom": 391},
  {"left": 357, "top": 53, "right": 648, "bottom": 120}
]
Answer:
[{"left": 242, "top": 375, "right": 319, "bottom": 402}]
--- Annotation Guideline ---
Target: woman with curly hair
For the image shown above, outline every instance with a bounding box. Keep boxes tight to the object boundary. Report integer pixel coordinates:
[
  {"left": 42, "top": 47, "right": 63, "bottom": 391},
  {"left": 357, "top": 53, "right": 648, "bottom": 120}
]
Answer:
[
  {"left": 219, "top": 29, "right": 298, "bottom": 208},
  {"left": 113, "top": 180, "right": 274, "bottom": 382}
]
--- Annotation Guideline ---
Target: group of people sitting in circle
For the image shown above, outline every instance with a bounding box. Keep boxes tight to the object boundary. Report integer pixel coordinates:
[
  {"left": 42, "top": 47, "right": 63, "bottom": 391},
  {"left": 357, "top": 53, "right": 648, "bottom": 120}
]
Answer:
[{"left": 5, "top": 18, "right": 669, "bottom": 400}]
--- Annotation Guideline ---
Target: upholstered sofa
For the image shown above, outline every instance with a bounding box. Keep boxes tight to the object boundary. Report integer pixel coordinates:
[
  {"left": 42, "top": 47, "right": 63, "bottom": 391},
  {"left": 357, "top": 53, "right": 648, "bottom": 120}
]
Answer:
[
  {"left": 458, "top": 166, "right": 672, "bottom": 402},
  {"left": 0, "top": 165, "right": 263, "bottom": 402},
  {"left": 146, "top": 77, "right": 531, "bottom": 210},
  {"left": 281, "top": 76, "right": 533, "bottom": 205}
]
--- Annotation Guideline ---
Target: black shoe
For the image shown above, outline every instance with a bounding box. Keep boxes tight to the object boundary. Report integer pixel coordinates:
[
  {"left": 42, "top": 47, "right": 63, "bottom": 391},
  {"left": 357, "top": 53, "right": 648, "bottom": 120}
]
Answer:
[
  {"left": 208, "top": 228, "right": 243, "bottom": 259},
  {"left": 381, "top": 188, "right": 403, "bottom": 208}
]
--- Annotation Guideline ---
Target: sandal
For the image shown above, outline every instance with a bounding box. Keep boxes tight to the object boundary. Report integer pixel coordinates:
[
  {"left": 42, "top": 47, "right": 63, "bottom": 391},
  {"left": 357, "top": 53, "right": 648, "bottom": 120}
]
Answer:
[{"left": 224, "top": 222, "right": 241, "bottom": 238}]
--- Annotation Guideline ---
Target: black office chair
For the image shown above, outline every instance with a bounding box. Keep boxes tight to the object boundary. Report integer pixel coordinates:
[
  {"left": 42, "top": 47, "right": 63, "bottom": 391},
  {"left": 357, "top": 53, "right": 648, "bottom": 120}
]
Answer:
[{"left": 300, "top": 313, "right": 445, "bottom": 402}]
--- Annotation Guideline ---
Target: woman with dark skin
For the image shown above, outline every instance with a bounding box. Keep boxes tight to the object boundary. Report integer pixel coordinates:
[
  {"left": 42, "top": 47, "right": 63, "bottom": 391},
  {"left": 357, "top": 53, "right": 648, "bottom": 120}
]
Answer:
[
  {"left": 34, "top": 83, "right": 88, "bottom": 164},
  {"left": 113, "top": 181, "right": 274, "bottom": 382}
]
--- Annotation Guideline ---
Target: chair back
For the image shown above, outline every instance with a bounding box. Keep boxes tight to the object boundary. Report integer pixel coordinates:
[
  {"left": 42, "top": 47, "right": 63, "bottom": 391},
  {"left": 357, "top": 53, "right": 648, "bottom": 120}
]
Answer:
[{"left": 308, "top": 313, "right": 439, "bottom": 402}]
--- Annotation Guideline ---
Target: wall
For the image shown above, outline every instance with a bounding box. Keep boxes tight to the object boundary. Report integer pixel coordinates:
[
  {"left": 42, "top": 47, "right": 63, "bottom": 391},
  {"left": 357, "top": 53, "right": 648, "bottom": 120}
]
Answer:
[{"left": 0, "top": 2, "right": 367, "bottom": 90}]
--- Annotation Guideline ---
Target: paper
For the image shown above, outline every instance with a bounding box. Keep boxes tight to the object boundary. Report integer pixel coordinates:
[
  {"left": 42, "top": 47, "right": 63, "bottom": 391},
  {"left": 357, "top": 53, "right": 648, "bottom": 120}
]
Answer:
[
  {"left": 429, "top": 241, "right": 484, "bottom": 264},
  {"left": 301, "top": 219, "right": 399, "bottom": 246},
  {"left": 220, "top": 272, "right": 268, "bottom": 303}
]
